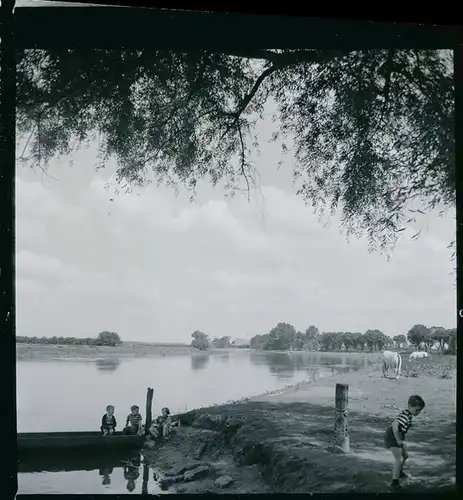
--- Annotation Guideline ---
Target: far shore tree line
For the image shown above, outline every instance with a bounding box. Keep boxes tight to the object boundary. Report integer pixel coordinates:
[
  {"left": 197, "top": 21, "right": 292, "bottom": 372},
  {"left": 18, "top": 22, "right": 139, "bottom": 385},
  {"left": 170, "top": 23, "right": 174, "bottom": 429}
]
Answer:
[
  {"left": 247, "top": 323, "right": 456, "bottom": 354},
  {"left": 16, "top": 331, "right": 123, "bottom": 347},
  {"left": 17, "top": 324, "right": 456, "bottom": 354},
  {"left": 189, "top": 323, "right": 456, "bottom": 354}
]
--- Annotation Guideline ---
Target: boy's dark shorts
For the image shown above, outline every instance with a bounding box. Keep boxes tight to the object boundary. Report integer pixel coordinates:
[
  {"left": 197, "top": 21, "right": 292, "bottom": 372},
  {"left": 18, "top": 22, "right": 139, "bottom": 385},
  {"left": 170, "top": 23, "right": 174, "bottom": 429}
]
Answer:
[{"left": 384, "top": 424, "right": 400, "bottom": 448}]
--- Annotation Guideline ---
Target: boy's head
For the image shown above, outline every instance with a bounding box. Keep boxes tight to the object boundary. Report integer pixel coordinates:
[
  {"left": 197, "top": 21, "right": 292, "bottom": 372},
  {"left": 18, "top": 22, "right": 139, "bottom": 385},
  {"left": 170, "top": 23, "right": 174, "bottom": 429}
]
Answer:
[
  {"left": 106, "top": 405, "right": 115, "bottom": 415},
  {"left": 161, "top": 407, "right": 170, "bottom": 417},
  {"left": 130, "top": 405, "right": 139, "bottom": 415},
  {"left": 408, "top": 395, "right": 425, "bottom": 415}
]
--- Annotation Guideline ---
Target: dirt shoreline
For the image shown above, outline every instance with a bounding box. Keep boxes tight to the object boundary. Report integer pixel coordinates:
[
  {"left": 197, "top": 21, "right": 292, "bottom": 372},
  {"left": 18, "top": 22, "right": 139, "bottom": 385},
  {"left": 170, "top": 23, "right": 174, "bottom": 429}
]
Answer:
[{"left": 143, "top": 355, "right": 456, "bottom": 494}]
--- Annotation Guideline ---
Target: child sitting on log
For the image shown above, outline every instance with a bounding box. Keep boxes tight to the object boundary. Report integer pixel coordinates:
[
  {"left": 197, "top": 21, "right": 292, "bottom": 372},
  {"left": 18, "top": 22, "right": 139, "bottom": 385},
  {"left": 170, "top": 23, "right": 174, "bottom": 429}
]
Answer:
[
  {"left": 123, "top": 405, "right": 143, "bottom": 435},
  {"left": 101, "top": 405, "right": 117, "bottom": 436},
  {"left": 148, "top": 407, "right": 172, "bottom": 441}
]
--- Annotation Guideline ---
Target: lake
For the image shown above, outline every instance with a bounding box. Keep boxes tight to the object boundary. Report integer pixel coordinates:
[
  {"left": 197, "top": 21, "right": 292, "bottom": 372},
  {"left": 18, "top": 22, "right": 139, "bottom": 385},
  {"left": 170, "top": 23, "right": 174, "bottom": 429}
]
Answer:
[{"left": 17, "top": 349, "right": 368, "bottom": 494}]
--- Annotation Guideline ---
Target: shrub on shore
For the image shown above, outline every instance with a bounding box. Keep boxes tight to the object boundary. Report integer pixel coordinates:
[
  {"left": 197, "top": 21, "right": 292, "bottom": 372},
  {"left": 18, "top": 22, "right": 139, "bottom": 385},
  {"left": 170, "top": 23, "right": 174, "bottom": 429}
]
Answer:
[{"left": 401, "top": 354, "right": 456, "bottom": 379}]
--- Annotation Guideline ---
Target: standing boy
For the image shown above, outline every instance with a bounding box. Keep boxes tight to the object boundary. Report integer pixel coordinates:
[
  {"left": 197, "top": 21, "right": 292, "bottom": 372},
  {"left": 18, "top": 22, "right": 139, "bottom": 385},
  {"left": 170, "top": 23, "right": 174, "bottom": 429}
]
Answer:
[{"left": 384, "top": 395, "right": 425, "bottom": 491}]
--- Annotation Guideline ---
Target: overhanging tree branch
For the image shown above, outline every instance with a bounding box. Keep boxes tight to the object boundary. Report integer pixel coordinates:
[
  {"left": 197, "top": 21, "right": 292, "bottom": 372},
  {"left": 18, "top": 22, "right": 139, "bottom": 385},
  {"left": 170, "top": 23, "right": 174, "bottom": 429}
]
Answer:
[{"left": 219, "top": 65, "right": 277, "bottom": 142}]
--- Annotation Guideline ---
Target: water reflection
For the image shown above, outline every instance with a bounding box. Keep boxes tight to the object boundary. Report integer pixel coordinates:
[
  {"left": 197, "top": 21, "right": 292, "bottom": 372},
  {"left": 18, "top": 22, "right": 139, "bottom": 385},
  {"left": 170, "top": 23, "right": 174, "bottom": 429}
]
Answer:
[
  {"left": 249, "top": 351, "right": 362, "bottom": 379},
  {"left": 191, "top": 353, "right": 210, "bottom": 370},
  {"left": 18, "top": 450, "right": 156, "bottom": 494},
  {"left": 99, "top": 465, "right": 113, "bottom": 485},
  {"left": 95, "top": 358, "right": 121, "bottom": 372},
  {"left": 216, "top": 352, "right": 230, "bottom": 363},
  {"left": 123, "top": 454, "right": 141, "bottom": 492}
]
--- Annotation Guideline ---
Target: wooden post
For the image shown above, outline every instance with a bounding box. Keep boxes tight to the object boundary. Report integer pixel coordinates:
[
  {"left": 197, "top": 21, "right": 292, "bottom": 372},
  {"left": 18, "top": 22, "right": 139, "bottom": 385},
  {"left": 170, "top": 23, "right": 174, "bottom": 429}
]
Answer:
[
  {"left": 334, "top": 383, "right": 350, "bottom": 453},
  {"left": 141, "top": 464, "right": 149, "bottom": 495},
  {"left": 145, "top": 387, "right": 154, "bottom": 436}
]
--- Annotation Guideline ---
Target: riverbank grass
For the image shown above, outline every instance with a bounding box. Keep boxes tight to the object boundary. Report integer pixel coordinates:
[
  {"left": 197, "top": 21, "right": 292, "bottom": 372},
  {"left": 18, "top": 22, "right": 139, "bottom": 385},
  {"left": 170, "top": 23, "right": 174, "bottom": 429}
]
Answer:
[{"left": 15, "top": 342, "right": 195, "bottom": 360}]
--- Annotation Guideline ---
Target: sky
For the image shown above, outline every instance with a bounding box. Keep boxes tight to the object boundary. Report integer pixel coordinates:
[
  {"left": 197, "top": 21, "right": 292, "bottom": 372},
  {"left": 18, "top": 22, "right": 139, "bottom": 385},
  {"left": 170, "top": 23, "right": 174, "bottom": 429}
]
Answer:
[{"left": 15, "top": 107, "right": 456, "bottom": 344}]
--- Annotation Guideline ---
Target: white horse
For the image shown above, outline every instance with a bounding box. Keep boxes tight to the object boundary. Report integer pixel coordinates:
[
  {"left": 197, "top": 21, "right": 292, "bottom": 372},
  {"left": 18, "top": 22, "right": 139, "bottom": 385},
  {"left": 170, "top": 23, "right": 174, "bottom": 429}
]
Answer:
[
  {"left": 409, "top": 351, "right": 429, "bottom": 361},
  {"left": 382, "top": 350, "right": 402, "bottom": 379}
]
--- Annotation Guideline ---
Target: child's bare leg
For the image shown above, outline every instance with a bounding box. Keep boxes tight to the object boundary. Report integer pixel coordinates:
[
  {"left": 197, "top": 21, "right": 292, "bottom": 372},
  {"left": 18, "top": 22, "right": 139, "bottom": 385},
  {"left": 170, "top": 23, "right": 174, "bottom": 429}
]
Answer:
[
  {"left": 103, "top": 428, "right": 109, "bottom": 436},
  {"left": 391, "top": 447, "right": 403, "bottom": 480},
  {"left": 109, "top": 428, "right": 114, "bottom": 435},
  {"left": 400, "top": 447, "right": 408, "bottom": 476}
]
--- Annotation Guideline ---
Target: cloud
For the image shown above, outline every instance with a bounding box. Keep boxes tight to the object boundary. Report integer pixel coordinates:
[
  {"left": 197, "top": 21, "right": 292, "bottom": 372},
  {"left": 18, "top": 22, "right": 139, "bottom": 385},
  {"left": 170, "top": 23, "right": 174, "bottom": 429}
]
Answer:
[
  {"left": 16, "top": 250, "right": 79, "bottom": 279},
  {"left": 15, "top": 143, "right": 456, "bottom": 341}
]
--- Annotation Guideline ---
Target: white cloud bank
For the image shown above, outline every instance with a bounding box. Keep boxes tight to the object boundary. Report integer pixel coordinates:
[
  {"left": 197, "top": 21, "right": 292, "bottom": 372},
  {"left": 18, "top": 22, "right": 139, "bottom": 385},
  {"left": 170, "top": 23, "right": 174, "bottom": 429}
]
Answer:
[{"left": 15, "top": 136, "right": 456, "bottom": 342}]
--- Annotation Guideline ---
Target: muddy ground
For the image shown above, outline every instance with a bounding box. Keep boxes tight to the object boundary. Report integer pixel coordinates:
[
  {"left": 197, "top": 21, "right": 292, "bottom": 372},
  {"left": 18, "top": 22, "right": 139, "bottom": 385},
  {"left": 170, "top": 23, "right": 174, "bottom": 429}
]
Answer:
[{"left": 143, "top": 354, "right": 456, "bottom": 493}]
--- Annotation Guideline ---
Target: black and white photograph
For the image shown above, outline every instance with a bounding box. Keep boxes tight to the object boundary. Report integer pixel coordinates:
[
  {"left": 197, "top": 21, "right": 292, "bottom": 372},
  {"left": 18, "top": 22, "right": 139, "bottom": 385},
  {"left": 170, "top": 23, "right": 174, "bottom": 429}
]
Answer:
[{"left": 10, "top": 2, "right": 457, "bottom": 495}]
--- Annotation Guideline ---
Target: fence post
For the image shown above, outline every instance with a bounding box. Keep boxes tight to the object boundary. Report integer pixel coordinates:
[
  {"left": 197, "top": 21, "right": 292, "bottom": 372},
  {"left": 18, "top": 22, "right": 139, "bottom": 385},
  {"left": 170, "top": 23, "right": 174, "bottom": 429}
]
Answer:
[
  {"left": 334, "top": 383, "right": 350, "bottom": 453},
  {"left": 145, "top": 387, "right": 154, "bottom": 435}
]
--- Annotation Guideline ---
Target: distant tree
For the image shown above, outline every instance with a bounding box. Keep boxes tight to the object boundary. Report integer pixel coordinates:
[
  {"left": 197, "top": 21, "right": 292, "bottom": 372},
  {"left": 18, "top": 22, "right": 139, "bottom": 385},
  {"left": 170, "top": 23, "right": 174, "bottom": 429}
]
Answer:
[
  {"left": 428, "top": 326, "right": 447, "bottom": 351},
  {"left": 319, "top": 332, "right": 343, "bottom": 351},
  {"left": 364, "top": 329, "right": 388, "bottom": 352},
  {"left": 393, "top": 334, "right": 407, "bottom": 347},
  {"left": 407, "top": 324, "right": 430, "bottom": 350},
  {"left": 342, "top": 332, "right": 358, "bottom": 352},
  {"left": 292, "top": 331, "right": 305, "bottom": 351},
  {"left": 265, "top": 322, "right": 297, "bottom": 351},
  {"left": 385, "top": 336, "right": 395, "bottom": 348},
  {"left": 304, "top": 325, "right": 320, "bottom": 351},
  {"left": 250, "top": 334, "right": 262, "bottom": 348},
  {"left": 446, "top": 328, "right": 457, "bottom": 353},
  {"left": 191, "top": 330, "right": 210, "bottom": 350},
  {"left": 353, "top": 333, "right": 366, "bottom": 351},
  {"left": 95, "top": 331, "right": 122, "bottom": 346},
  {"left": 211, "top": 336, "right": 231, "bottom": 348}
]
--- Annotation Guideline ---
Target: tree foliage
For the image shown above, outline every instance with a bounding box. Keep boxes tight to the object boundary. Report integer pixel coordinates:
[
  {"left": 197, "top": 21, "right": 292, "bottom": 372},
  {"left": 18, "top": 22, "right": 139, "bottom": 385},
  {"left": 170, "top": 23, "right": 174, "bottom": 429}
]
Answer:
[
  {"left": 393, "top": 334, "right": 407, "bottom": 345},
  {"left": 405, "top": 324, "right": 456, "bottom": 352},
  {"left": 95, "top": 330, "right": 122, "bottom": 346},
  {"left": 363, "top": 329, "right": 389, "bottom": 352},
  {"left": 248, "top": 323, "right": 455, "bottom": 353},
  {"left": 16, "top": 333, "right": 123, "bottom": 346},
  {"left": 16, "top": 48, "right": 454, "bottom": 252},
  {"left": 211, "top": 336, "right": 231, "bottom": 348},
  {"left": 191, "top": 330, "right": 210, "bottom": 350},
  {"left": 407, "top": 324, "right": 430, "bottom": 349}
]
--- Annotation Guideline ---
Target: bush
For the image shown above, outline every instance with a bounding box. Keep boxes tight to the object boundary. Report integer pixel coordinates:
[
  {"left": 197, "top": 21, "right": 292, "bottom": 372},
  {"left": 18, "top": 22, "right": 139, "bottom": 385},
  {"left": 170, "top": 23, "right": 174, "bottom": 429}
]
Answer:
[
  {"left": 16, "top": 332, "right": 123, "bottom": 347},
  {"left": 95, "top": 331, "right": 122, "bottom": 347}
]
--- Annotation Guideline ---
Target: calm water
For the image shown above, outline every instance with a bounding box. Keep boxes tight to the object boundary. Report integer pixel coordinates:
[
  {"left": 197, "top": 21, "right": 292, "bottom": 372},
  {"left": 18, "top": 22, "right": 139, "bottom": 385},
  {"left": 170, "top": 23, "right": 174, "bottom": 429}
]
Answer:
[{"left": 17, "top": 350, "right": 366, "bottom": 494}]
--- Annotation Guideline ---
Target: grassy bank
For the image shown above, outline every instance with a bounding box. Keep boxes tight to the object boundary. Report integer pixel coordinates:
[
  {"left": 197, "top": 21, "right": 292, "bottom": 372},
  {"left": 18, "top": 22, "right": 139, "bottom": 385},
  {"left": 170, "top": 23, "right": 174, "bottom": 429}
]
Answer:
[
  {"left": 16, "top": 342, "right": 196, "bottom": 360},
  {"left": 144, "top": 354, "right": 456, "bottom": 493}
]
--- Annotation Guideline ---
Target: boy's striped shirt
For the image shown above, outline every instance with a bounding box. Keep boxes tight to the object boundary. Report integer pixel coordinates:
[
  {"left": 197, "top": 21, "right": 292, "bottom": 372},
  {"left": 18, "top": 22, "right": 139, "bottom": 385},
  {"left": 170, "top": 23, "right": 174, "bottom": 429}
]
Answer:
[
  {"left": 126, "top": 413, "right": 143, "bottom": 427},
  {"left": 395, "top": 409, "right": 413, "bottom": 439}
]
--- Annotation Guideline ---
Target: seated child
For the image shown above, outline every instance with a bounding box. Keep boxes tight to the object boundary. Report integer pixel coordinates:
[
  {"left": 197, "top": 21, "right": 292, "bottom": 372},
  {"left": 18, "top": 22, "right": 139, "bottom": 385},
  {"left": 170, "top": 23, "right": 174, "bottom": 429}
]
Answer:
[
  {"left": 101, "top": 405, "right": 117, "bottom": 435},
  {"left": 148, "top": 407, "right": 172, "bottom": 441},
  {"left": 123, "top": 405, "right": 143, "bottom": 435}
]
